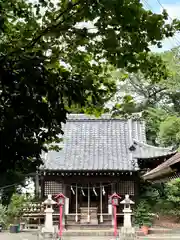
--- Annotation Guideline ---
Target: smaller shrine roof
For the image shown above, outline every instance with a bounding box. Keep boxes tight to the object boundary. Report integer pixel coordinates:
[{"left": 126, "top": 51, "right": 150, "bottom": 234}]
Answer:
[
  {"left": 143, "top": 152, "right": 180, "bottom": 181},
  {"left": 131, "top": 140, "right": 175, "bottom": 159}
]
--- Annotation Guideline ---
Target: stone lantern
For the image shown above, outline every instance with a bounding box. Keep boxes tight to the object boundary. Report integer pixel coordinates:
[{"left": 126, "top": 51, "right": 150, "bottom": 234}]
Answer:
[
  {"left": 42, "top": 194, "right": 57, "bottom": 234},
  {"left": 120, "top": 194, "right": 134, "bottom": 228}
]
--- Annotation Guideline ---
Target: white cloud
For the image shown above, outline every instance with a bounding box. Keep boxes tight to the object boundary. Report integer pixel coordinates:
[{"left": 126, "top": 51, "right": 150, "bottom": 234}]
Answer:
[
  {"left": 163, "top": 3, "right": 180, "bottom": 19},
  {"left": 151, "top": 3, "right": 180, "bottom": 52}
]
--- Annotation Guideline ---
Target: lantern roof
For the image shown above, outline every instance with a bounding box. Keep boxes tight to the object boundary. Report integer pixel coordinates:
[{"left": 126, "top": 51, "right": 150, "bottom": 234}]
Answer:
[
  {"left": 43, "top": 194, "right": 56, "bottom": 205},
  {"left": 120, "top": 194, "right": 134, "bottom": 204}
]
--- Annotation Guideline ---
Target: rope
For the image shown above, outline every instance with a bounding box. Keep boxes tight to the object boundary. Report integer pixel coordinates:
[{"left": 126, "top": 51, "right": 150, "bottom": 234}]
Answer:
[
  {"left": 155, "top": 0, "right": 180, "bottom": 46},
  {"left": 142, "top": 0, "right": 180, "bottom": 49},
  {"left": 66, "top": 182, "right": 117, "bottom": 189}
]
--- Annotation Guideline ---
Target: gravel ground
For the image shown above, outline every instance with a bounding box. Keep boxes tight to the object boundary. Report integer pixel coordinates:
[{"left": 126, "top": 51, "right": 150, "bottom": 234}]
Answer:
[
  {"left": 1, "top": 232, "right": 180, "bottom": 240},
  {"left": 0, "top": 232, "right": 39, "bottom": 240}
]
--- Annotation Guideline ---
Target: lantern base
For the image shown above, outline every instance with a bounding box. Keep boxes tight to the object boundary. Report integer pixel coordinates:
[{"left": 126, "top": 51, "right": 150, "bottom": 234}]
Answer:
[
  {"left": 120, "top": 227, "right": 136, "bottom": 240},
  {"left": 122, "top": 209, "right": 132, "bottom": 228},
  {"left": 40, "top": 226, "right": 57, "bottom": 240},
  {"left": 42, "top": 226, "right": 56, "bottom": 234}
]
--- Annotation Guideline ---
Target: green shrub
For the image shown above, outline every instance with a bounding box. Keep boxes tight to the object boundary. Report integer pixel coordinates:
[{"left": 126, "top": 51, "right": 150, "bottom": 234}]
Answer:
[
  {"left": 139, "top": 180, "right": 162, "bottom": 208},
  {"left": 7, "top": 193, "right": 28, "bottom": 223},
  {"left": 134, "top": 201, "right": 153, "bottom": 227},
  {"left": 162, "top": 178, "right": 180, "bottom": 216},
  {"left": 153, "top": 199, "right": 174, "bottom": 215},
  {"left": 0, "top": 204, "right": 8, "bottom": 227}
]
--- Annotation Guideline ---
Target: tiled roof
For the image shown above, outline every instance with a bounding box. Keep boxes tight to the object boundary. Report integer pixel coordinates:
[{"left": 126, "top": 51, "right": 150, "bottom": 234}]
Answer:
[{"left": 42, "top": 114, "right": 174, "bottom": 171}]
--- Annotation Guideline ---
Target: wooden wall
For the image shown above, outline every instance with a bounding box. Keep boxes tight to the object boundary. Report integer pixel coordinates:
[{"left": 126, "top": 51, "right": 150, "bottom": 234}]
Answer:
[{"left": 39, "top": 172, "right": 139, "bottom": 203}]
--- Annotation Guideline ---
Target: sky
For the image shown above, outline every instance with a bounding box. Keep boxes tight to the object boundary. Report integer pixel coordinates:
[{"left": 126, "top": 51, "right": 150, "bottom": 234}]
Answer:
[{"left": 143, "top": 0, "right": 180, "bottom": 52}]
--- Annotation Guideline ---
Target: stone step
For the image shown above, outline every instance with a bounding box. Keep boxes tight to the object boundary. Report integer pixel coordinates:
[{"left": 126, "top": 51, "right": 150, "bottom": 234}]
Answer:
[
  {"left": 138, "top": 228, "right": 172, "bottom": 236},
  {"left": 22, "top": 227, "right": 174, "bottom": 238},
  {"left": 62, "top": 227, "right": 173, "bottom": 236},
  {"left": 148, "top": 228, "right": 172, "bottom": 235},
  {"left": 61, "top": 235, "right": 180, "bottom": 240},
  {"left": 141, "top": 234, "right": 180, "bottom": 239},
  {"left": 66, "top": 216, "right": 111, "bottom": 221},
  {"left": 66, "top": 224, "right": 112, "bottom": 230},
  {"left": 21, "top": 228, "right": 180, "bottom": 239},
  {"left": 63, "top": 229, "right": 114, "bottom": 236},
  {"left": 66, "top": 219, "right": 111, "bottom": 223}
]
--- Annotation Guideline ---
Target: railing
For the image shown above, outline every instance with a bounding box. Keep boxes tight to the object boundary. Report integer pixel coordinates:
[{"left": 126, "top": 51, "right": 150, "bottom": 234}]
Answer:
[{"left": 21, "top": 202, "right": 134, "bottom": 229}]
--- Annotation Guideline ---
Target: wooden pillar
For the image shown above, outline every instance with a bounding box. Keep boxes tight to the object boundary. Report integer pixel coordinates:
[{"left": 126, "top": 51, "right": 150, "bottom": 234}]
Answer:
[
  {"left": 100, "top": 183, "right": 103, "bottom": 222},
  {"left": 63, "top": 181, "right": 66, "bottom": 195},
  {"left": 75, "top": 184, "right": 78, "bottom": 222},
  {"left": 112, "top": 182, "right": 115, "bottom": 193},
  {"left": 40, "top": 174, "right": 45, "bottom": 199},
  {"left": 134, "top": 172, "right": 140, "bottom": 205},
  {"left": 111, "top": 183, "right": 114, "bottom": 226},
  {"left": 87, "top": 183, "right": 90, "bottom": 222}
]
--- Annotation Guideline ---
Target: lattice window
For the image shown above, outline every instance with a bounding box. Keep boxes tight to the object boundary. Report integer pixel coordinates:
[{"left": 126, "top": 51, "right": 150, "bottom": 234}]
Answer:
[
  {"left": 44, "top": 181, "right": 63, "bottom": 196},
  {"left": 117, "top": 181, "right": 135, "bottom": 196}
]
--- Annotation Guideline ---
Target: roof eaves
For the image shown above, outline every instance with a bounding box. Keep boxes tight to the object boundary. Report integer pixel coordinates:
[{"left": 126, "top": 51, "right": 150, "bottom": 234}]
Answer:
[
  {"left": 133, "top": 139, "right": 174, "bottom": 152},
  {"left": 143, "top": 152, "right": 180, "bottom": 180},
  {"left": 130, "top": 139, "right": 176, "bottom": 160},
  {"left": 138, "top": 152, "right": 176, "bottom": 160},
  {"left": 143, "top": 167, "right": 174, "bottom": 180}
]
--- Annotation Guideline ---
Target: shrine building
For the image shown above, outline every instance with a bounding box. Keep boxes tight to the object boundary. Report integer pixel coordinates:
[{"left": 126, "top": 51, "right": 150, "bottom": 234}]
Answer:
[{"left": 36, "top": 114, "right": 175, "bottom": 226}]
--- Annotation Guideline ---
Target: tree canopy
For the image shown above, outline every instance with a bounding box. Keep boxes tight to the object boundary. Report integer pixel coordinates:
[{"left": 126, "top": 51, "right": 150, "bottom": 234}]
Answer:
[
  {"left": 144, "top": 48, "right": 180, "bottom": 147},
  {"left": 111, "top": 46, "right": 180, "bottom": 147},
  {"left": 0, "top": 0, "right": 179, "bottom": 196}
]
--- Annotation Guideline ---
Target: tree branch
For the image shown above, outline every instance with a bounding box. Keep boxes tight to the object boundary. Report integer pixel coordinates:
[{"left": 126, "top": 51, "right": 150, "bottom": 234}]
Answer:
[
  {"left": 1, "top": 0, "right": 84, "bottom": 60},
  {"left": 148, "top": 87, "right": 167, "bottom": 98},
  {"left": 29, "top": 0, "right": 83, "bottom": 48}
]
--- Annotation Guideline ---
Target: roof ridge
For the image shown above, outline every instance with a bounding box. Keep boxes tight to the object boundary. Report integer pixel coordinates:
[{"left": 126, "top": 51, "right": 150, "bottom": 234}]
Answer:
[{"left": 67, "top": 113, "right": 144, "bottom": 121}]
